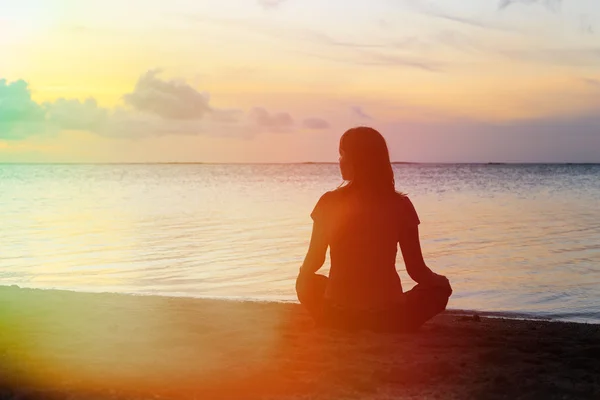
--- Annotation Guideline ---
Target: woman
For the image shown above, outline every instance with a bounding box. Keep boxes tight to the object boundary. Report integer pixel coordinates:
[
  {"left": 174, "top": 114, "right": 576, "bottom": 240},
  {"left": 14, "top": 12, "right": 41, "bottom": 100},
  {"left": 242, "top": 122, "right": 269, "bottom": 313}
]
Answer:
[{"left": 296, "top": 127, "right": 452, "bottom": 333}]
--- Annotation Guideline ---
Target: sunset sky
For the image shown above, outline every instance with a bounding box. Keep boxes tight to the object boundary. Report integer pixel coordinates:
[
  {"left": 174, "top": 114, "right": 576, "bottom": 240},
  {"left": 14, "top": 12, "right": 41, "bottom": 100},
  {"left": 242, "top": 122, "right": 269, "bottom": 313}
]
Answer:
[{"left": 1, "top": 0, "right": 599, "bottom": 163}]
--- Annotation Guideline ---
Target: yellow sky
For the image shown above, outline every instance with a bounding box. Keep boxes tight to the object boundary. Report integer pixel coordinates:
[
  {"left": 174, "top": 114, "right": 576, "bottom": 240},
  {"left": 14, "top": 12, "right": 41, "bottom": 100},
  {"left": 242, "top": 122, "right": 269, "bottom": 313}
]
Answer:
[{"left": 2, "top": 0, "right": 600, "bottom": 162}]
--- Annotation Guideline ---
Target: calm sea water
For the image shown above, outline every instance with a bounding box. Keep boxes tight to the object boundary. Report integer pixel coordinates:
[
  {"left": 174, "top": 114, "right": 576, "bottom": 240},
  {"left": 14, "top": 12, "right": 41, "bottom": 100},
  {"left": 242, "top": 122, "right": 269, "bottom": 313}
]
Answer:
[{"left": 1, "top": 164, "right": 600, "bottom": 323}]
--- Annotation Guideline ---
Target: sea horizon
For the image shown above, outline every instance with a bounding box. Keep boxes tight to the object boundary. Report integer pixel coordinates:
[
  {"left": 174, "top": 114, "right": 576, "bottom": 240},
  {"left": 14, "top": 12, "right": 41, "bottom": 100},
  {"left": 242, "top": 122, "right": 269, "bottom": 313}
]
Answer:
[{"left": 2, "top": 161, "right": 600, "bottom": 165}]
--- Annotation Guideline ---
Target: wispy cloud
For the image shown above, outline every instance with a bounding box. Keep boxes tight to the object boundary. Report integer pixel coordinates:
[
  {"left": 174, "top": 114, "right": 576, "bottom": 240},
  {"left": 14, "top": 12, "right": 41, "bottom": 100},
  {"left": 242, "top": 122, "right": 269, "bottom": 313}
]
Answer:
[
  {"left": 403, "top": 0, "right": 514, "bottom": 32},
  {"left": 249, "top": 107, "right": 294, "bottom": 133},
  {"left": 302, "top": 118, "right": 331, "bottom": 130},
  {"left": 195, "top": 12, "right": 597, "bottom": 71},
  {"left": 289, "top": 48, "right": 444, "bottom": 71},
  {"left": 351, "top": 50, "right": 444, "bottom": 71},
  {"left": 257, "top": 0, "right": 286, "bottom": 9},
  {"left": 582, "top": 78, "right": 600, "bottom": 88},
  {"left": 188, "top": 16, "right": 443, "bottom": 72},
  {"left": 432, "top": 30, "right": 484, "bottom": 53},
  {"left": 351, "top": 106, "right": 373, "bottom": 120},
  {"left": 498, "top": 0, "right": 562, "bottom": 11},
  {"left": 500, "top": 47, "right": 600, "bottom": 66},
  {"left": 190, "top": 16, "right": 387, "bottom": 50},
  {"left": 580, "top": 15, "right": 595, "bottom": 35}
]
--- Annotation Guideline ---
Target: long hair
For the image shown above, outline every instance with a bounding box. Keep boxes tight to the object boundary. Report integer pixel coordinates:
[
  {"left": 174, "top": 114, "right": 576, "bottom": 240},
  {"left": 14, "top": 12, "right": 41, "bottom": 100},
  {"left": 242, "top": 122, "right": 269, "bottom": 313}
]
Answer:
[{"left": 339, "top": 127, "right": 396, "bottom": 195}]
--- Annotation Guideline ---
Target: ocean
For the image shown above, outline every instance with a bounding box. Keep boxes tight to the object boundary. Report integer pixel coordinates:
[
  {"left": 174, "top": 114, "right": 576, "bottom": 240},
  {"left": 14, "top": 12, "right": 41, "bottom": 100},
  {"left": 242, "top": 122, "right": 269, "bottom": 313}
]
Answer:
[{"left": 1, "top": 163, "right": 599, "bottom": 323}]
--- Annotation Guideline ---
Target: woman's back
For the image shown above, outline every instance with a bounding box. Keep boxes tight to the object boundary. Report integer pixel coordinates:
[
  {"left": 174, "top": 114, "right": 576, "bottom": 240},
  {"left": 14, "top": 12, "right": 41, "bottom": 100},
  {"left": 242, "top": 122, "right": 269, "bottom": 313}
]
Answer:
[
  {"left": 311, "top": 187, "right": 420, "bottom": 309},
  {"left": 296, "top": 126, "right": 451, "bottom": 332}
]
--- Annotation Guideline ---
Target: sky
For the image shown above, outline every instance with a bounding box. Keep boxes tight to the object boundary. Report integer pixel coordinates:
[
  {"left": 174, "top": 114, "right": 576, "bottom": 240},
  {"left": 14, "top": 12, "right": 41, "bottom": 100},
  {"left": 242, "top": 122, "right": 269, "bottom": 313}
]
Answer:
[{"left": 1, "top": 0, "right": 599, "bottom": 163}]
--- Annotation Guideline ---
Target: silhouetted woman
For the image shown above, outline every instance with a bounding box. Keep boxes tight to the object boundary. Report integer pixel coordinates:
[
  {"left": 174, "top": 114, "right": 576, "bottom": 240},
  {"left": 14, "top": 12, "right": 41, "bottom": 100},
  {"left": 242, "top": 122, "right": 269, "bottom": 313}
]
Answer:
[{"left": 296, "top": 127, "right": 452, "bottom": 332}]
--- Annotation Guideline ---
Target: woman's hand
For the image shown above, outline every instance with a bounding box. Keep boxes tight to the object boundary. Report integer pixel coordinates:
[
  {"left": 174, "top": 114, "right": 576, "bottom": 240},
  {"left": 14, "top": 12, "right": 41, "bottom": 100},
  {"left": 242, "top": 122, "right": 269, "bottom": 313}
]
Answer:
[{"left": 429, "top": 273, "right": 452, "bottom": 295}]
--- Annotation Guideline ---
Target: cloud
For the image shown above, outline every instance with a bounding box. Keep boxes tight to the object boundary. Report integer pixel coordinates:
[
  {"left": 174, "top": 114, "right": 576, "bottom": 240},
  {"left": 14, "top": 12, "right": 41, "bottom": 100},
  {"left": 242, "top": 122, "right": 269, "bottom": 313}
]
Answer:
[
  {"left": 192, "top": 16, "right": 386, "bottom": 50},
  {"left": 433, "top": 30, "right": 484, "bottom": 53},
  {"left": 96, "top": 108, "right": 257, "bottom": 140},
  {"left": 385, "top": 112, "right": 600, "bottom": 163},
  {"left": 580, "top": 15, "right": 595, "bottom": 35},
  {"left": 404, "top": 0, "right": 512, "bottom": 32},
  {"left": 498, "top": 0, "right": 562, "bottom": 11},
  {"left": 302, "top": 118, "right": 330, "bottom": 130},
  {"left": 0, "top": 79, "right": 47, "bottom": 140},
  {"left": 0, "top": 71, "right": 309, "bottom": 140},
  {"left": 383, "top": 28, "right": 598, "bottom": 68},
  {"left": 123, "top": 70, "right": 212, "bottom": 120},
  {"left": 351, "top": 106, "right": 373, "bottom": 120},
  {"left": 189, "top": 16, "right": 442, "bottom": 71},
  {"left": 583, "top": 78, "right": 600, "bottom": 88},
  {"left": 249, "top": 107, "right": 294, "bottom": 133},
  {"left": 354, "top": 50, "right": 444, "bottom": 71},
  {"left": 500, "top": 47, "right": 600, "bottom": 66},
  {"left": 44, "top": 98, "right": 108, "bottom": 131},
  {"left": 257, "top": 0, "right": 286, "bottom": 9},
  {"left": 209, "top": 108, "right": 244, "bottom": 123},
  {"left": 293, "top": 48, "right": 444, "bottom": 71}
]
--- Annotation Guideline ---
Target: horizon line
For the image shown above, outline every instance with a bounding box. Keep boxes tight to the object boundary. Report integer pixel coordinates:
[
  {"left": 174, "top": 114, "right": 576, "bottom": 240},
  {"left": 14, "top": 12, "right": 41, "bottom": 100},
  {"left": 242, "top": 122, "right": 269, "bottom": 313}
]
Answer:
[{"left": 1, "top": 162, "right": 600, "bottom": 165}]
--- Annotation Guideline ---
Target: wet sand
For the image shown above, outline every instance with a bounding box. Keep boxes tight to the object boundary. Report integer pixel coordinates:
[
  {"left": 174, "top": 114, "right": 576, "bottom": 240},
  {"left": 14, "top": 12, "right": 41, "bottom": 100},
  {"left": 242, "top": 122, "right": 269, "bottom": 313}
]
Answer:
[{"left": 1, "top": 286, "right": 599, "bottom": 399}]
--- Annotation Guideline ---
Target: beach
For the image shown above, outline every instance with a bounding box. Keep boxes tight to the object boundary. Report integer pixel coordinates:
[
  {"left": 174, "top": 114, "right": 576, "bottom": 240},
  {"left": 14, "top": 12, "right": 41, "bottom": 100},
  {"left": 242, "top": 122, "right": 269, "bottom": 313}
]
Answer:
[{"left": 1, "top": 286, "right": 599, "bottom": 399}]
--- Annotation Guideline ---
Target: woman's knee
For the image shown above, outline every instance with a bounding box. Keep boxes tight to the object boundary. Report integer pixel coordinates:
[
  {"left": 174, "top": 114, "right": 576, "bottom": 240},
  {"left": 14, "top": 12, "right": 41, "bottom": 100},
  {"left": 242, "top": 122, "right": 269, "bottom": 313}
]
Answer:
[
  {"left": 440, "top": 279, "right": 452, "bottom": 298},
  {"left": 428, "top": 279, "right": 452, "bottom": 312},
  {"left": 437, "top": 280, "right": 452, "bottom": 312},
  {"left": 296, "top": 273, "right": 328, "bottom": 304},
  {"left": 420, "top": 278, "right": 452, "bottom": 299}
]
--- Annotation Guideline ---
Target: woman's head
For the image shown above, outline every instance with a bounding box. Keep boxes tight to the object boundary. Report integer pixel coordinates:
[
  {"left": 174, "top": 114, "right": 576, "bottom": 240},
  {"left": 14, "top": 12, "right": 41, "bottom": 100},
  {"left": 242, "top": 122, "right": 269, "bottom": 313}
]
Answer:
[{"left": 339, "top": 127, "right": 395, "bottom": 194}]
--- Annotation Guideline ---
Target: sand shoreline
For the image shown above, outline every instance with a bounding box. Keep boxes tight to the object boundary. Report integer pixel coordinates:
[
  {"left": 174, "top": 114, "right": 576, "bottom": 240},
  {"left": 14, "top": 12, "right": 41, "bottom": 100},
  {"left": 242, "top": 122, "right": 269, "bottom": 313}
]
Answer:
[
  {"left": 3, "top": 284, "right": 595, "bottom": 325},
  {"left": 1, "top": 286, "right": 599, "bottom": 399}
]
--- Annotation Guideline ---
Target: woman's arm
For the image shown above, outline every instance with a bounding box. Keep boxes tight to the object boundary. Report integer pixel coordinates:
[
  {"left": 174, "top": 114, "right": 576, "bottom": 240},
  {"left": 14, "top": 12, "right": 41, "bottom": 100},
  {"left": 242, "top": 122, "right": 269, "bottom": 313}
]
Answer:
[
  {"left": 398, "top": 225, "right": 436, "bottom": 284},
  {"left": 298, "top": 220, "right": 328, "bottom": 275},
  {"left": 399, "top": 225, "right": 452, "bottom": 295}
]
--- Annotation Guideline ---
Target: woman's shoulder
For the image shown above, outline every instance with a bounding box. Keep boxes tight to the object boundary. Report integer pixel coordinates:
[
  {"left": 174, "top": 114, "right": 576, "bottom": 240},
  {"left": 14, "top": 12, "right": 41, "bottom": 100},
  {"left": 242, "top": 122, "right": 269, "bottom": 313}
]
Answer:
[
  {"left": 314, "top": 187, "right": 350, "bottom": 208},
  {"left": 331, "top": 185, "right": 351, "bottom": 195},
  {"left": 394, "top": 191, "right": 420, "bottom": 224},
  {"left": 311, "top": 189, "right": 342, "bottom": 221},
  {"left": 317, "top": 188, "right": 343, "bottom": 204},
  {"left": 314, "top": 189, "right": 336, "bottom": 206},
  {"left": 395, "top": 191, "right": 416, "bottom": 205},
  {"left": 395, "top": 190, "right": 417, "bottom": 200}
]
